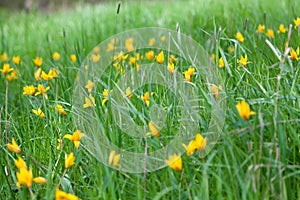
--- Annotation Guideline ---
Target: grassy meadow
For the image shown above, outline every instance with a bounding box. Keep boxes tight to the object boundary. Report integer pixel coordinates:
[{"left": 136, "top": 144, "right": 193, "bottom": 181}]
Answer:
[{"left": 1, "top": 0, "right": 300, "bottom": 199}]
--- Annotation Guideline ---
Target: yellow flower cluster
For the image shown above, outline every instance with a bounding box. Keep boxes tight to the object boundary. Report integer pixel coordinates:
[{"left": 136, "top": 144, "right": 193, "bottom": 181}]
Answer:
[
  {"left": 164, "top": 133, "right": 208, "bottom": 171},
  {"left": 6, "top": 139, "right": 47, "bottom": 189},
  {"left": 1, "top": 50, "right": 82, "bottom": 198},
  {"left": 182, "top": 133, "right": 207, "bottom": 156},
  {"left": 1, "top": 15, "right": 299, "bottom": 194},
  {"left": 0, "top": 62, "right": 18, "bottom": 81}
]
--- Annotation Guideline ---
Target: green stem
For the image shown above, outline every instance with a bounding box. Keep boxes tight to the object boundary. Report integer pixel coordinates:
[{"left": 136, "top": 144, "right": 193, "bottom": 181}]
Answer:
[
  {"left": 29, "top": 187, "right": 34, "bottom": 199},
  {"left": 25, "top": 152, "right": 48, "bottom": 171},
  {"left": 57, "top": 168, "right": 67, "bottom": 188},
  {"left": 5, "top": 79, "right": 9, "bottom": 143}
]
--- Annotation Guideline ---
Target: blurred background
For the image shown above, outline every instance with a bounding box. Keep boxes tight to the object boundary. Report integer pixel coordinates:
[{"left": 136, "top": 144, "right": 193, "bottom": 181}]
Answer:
[{"left": 0, "top": 0, "right": 105, "bottom": 12}]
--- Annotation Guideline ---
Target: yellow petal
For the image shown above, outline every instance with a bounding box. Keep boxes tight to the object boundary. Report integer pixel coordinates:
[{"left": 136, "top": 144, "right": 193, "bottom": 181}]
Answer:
[
  {"left": 65, "top": 153, "right": 75, "bottom": 169},
  {"left": 74, "top": 141, "right": 80, "bottom": 149},
  {"left": 55, "top": 188, "right": 79, "bottom": 200},
  {"left": 109, "top": 150, "right": 121, "bottom": 166},
  {"left": 156, "top": 51, "right": 164, "bottom": 64},
  {"left": 14, "top": 157, "right": 27, "bottom": 170},
  {"left": 102, "top": 98, "right": 108, "bottom": 106},
  {"left": 194, "top": 133, "right": 207, "bottom": 151},
  {"left": 63, "top": 134, "right": 73, "bottom": 141},
  {"left": 16, "top": 167, "right": 33, "bottom": 188},
  {"left": 147, "top": 121, "right": 160, "bottom": 137},
  {"left": 33, "top": 177, "right": 47, "bottom": 184},
  {"left": 7, "top": 138, "right": 21, "bottom": 154},
  {"left": 165, "top": 154, "right": 182, "bottom": 171}
]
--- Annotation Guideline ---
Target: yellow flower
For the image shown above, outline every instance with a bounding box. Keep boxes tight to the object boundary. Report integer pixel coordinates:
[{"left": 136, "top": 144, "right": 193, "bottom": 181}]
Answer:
[
  {"left": 85, "top": 80, "right": 94, "bottom": 93},
  {"left": 109, "top": 150, "right": 121, "bottom": 166},
  {"left": 156, "top": 51, "right": 164, "bottom": 64},
  {"left": 113, "top": 63, "right": 125, "bottom": 74},
  {"left": 91, "top": 48, "right": 99, "bottom": 56},
  {"left": 125, "top": 87, "right": 133, "bottom": 98},
  {"left": 107, "top": 43, "right": 115, "bottom": 52},
  {"left": 182, "top": 133, "right": 207, "bottom": 156},
  {"left": 256, "top": 24, "right": 265, "bottom": 33},
  {"left": 237, "top": 55, "right": 250, "bottom": 67},
  {"left": 136, "top": 52, "right": 142, "bottom": 60},
  {"left": 183, "top": 67, "right": 195, "bottom": 82},
  {"left": 146, "top": 121, "right": 160, "bottom": 137},
  {"left": 16, "top": 167, "right": 33, "bottom": 188},
  {"left": 55, "top": 188, "right": 79, "bottom": 200},
  {"left": 15, "top": 157, "right": 27, "bottom": 170},
  {"left": 182, "top": 140, "right": 197, "bottom": 156},
  {"left": 277, "top": 24, "right": 287, "bottom": 34},
  {"left": 289, "top": 47, "right": 299, "bottom": 61},
  {"left": 16, "top": 166, "right": 44, "bottom": 187},
  {"left": 265, "top": 29, "right": 275, "bottom": 38},
  {"left": 56, "top": 104, "right": 67, "bottom": 115},
  {"left": 227, "top": 46, "right": 235, "bottom": 54},
  {"left": 102, "top": 89, "right": 112, "bottom": 106},
  {"left": 165, "top": 154, "right": 182, "bottom": 171},
  {"left": 32, "top": 108, "right": 46, "bottom": 118},
  {"left": 219, "top": 57, "right": 225, "bottom": 68},
  {"left": 65, "top": 152, "right": 75, "bottom": 169},
  {"left": 23, "top": 85, "right": 36, "bottom": 96},
  {"left": 83, "top": 94, "right": 96, "bottom": 108},
  {"left": 167, "top": 62, "right": 175, "bottom": 74},
  {"left": 57, "top": 139, "right": 62, "bottom": 150},
  {"left": 194, "top": 133, "right": 207, "bottom": 151},
  {"left": 114, "top": 51, "right": 128, "bottom": 62},
  {"left": 33, "top": 177, "right": 47, "bottom": 184},
  {"left": 70, "top": 54, "right": 77, "bottom": 63},
  {"left": 160, "top": 35, "right": 166, "bottom": 42},
  {"left": 0, "top": 63, "right": 13, "bottom": 75},
  {"left": 1, "top": 52, "right": 8, "bottom": 61},
  {"left": 35, "top": 84, "right": 50, "bottom": 99},
  {"left": 49, "top": 68, "right": 59, "bottom": 78},
  {"left": 40, "top": 69, "right": 59, "bottom": 82},
  {"left": 141, "top": 91, "right": 152, "bottom": 106},
  {"left": 92, "top": 54, "right": 101, "bottom": 63},
  {"left": 52, "top": 52, "right": 60, "bottom": 61},
  {"left": 149, "top": 38, "right": 155, "bottom": 46},
  {"left": 294, "top": 17, "right": 300, "bottom": 29},
  {"left": 125, "top": 37, "right": 134, "bottom": 52},
  {"left": 33, "top": 57, "right": 43, "bottom": 67},
  {"left": 210, "top": 85, "right": 219, "bottom": 99},
  {"left": 129, "top": 56, "right": 136, "bottom": 65},
  {"left": 236, "top": 100, "right": 255, "bottom": 120},
  {"left": 13, "top": 56, "right": 20, "bottom": 65},
  {"left": 7, "top": 138, "right": 22, "bottom": 154},
  {"left": 168, "top": 55, "right": 177, "bottom": 63},
  {"left": 145, "top": 50, "right": 155, "bottom": 61},
  {"left": 34, "top": 68, "right": 42, "bottom": 81},
  {"left": 41, "top": 71, "right": 54, "bottom": 81},
  {"left": 64, "top": 130, "right": 84, "bottom": 149},
  {"left": 211, "top": 53, "right": 215, "bottom": 61},
  {"left": 6, "top": 68, "right": 18, "bottom": 81},
  {"left": 235, "top": 32, "right": 244, "bottom": 43}
]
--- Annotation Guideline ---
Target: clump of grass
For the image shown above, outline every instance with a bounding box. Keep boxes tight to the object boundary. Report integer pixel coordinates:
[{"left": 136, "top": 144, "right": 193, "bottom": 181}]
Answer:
[{"left": 1, "top": 0, "right": 300, "bottom": 199}]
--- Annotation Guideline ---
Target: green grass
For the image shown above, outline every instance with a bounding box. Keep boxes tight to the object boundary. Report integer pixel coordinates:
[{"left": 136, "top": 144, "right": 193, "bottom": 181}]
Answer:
[{"left": 1, "top": 0, "right": 300, "bottom": 199}]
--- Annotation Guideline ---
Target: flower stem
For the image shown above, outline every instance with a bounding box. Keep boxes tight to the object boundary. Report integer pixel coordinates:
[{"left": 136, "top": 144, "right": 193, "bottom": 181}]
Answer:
[
  {"left": 25, "top": 152, "right": 48, "bottom": 171},
  {"left": 5, "top": 79, "right": 9, "bottom": 143},
  {"left": 57, "top": 168, "right": 67, "bottom": 188},
  {"left": 28, "top": 187, "right": 34, "bottom": 199},
  {"left": 143, "top": 139, "right": 148, "bottom": 192}
]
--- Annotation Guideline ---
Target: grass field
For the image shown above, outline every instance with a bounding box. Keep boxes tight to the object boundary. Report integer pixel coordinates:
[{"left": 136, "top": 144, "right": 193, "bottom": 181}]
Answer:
[{"left": 1, "top": 0, "right": 300, "bottom": 199}]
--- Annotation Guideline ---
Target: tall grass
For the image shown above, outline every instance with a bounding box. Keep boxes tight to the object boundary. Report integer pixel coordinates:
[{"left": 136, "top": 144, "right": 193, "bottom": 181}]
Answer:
[{"left": 1, "top": 0, "right": 300, "bottom": 199}]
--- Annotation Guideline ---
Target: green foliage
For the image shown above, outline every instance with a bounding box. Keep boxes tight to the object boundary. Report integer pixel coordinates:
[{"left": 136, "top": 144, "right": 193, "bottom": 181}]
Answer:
[{"left": 1, "top": 0, "right": 300, "bottom": 199}]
